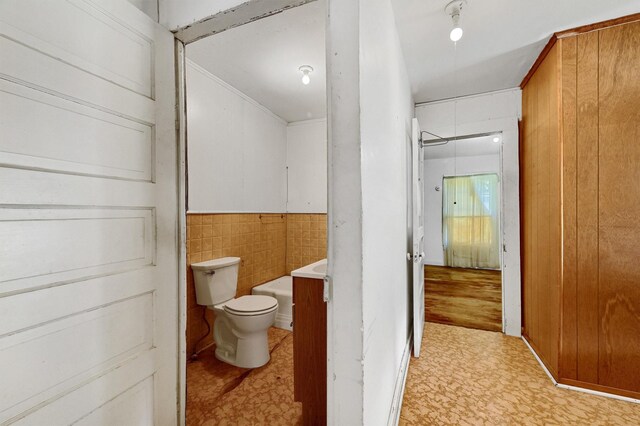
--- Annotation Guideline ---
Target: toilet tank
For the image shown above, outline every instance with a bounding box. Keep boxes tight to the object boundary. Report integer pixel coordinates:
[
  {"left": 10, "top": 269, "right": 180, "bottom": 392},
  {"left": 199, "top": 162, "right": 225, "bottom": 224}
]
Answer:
[{"left": 191, "top": 257, "right": 241, "bottom": 306}]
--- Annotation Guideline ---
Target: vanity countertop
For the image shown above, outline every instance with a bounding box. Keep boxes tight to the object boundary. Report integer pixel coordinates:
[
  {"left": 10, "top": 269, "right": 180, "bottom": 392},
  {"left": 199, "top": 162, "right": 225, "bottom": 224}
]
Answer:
[{"left": 291, "top": 258, "right": 326, "bottom": 280}]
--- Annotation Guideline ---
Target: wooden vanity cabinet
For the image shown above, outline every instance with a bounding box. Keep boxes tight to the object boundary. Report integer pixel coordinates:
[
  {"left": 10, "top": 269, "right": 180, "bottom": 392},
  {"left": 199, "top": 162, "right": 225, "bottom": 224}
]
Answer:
[{"left": 293, "top": 276, "right": 327, "bottom": 425}]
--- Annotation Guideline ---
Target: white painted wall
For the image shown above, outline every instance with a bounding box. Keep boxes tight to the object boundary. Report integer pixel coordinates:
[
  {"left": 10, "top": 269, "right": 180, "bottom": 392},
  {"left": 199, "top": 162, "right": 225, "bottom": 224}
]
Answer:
[
  {"left": 186, "top": 60, "right": 327, "bottom": 214},
  {"left": 126, "top": 0, "right": 158, "bottom": 21},
  {"left": 326, "top": 0, "right": 364, "bottom": 422},
  {"left": 415, "top": 88, "right": 522, "bottom": 336},
  {"left": 186, "top": 1, "right": 326, "bottom": 123},
  {"left": 327, "top": 0, "right": 414, "bottom": 423},
  {"left": 286, "top": 119, "right": 327, "bottom": 213},
  {"left": 186, "top": 59, "right": 287, "bottom": 213},
  {"left": 423, "top": 154, "right": 500, "bottom": 266},
  {"left": 360, "top": 0, "right": 414, "bottom": 423}
]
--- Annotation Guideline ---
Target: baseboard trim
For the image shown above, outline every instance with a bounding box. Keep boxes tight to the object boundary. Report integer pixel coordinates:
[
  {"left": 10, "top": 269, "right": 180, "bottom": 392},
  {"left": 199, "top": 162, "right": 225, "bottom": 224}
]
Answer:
[
  {"left": 521, "top": 336, "right": 557, "bottom": 384},
  {"left": 387, "top": 331, "right": 413, "bottom": 426},
  {"left": 559, "top": 378, "right": 640, "bottom": 402},
  {"left": 522, "top": 336, "right": 640, "bottom": 405}
]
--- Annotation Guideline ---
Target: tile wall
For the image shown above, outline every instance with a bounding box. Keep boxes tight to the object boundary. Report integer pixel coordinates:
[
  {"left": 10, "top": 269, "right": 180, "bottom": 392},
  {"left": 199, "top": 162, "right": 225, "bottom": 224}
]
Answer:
[
  {"left": 186, "top": 213, "right": 327, "bottom": 356},
  {"left": 186, "top": 213, "right": 286, "bottom": 355},
  {"left": 285, "top": 214, "right": 327, "bottom": 274}
]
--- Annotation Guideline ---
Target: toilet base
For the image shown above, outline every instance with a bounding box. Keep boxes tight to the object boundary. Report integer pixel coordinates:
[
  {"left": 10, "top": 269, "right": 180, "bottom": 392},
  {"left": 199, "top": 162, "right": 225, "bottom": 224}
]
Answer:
[
  {"left": 212, "top": 310, "right": 274, "bottom": 369},
  {"left": 214, "top": 337, "right": 271, "bottom": 369}
]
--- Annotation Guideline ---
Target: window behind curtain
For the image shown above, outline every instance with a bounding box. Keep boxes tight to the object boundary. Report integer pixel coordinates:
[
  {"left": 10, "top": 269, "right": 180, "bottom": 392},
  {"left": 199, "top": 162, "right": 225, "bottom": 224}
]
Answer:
[{"left": 442, "top": 174, "right": 500, "bottom": 269}]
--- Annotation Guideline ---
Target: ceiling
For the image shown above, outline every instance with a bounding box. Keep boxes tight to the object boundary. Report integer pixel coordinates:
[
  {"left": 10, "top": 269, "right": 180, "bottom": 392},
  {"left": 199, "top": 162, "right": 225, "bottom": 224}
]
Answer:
[
  {"left": 392, "top": 0, "right": 640, "bottom": 103},
  {"left": 185, "top": 0, "right": 639, "bottom": 121},
  {"left": 425, "top": 136, "right": 500, "bottom": 160},
  {"left": 186, "top": 0, "right": 325, "bottom": 123}
]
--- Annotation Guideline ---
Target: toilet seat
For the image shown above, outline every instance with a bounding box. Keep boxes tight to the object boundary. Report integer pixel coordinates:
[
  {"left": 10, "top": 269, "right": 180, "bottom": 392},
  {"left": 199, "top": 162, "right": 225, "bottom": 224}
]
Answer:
[{"left": 224, "top": 295, "right": 278, "bottom": 316}]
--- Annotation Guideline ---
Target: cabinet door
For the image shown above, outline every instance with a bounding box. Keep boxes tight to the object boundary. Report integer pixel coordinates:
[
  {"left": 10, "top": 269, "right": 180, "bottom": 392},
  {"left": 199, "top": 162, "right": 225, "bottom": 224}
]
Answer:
[{"left": 293, "top": 277, "right": 327, "bottom": 424}]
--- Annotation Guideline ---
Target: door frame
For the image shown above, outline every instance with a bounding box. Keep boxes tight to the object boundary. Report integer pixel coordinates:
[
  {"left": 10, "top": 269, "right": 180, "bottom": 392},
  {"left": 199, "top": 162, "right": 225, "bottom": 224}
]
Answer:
[
  {"left": 421, "top": 119, "right": 521, "bottom": 337},
  {"left": 175, "top": 39, "right": 188, "bottom": 426},
  {"left": 437, "top": 140, "right": 506, "bottom": 330},
  {"left": 411, "top": 118, "right": 425, "bottom": 356},
  {"left": 172, "top": 2, "right": 322, "bottom": 424}
]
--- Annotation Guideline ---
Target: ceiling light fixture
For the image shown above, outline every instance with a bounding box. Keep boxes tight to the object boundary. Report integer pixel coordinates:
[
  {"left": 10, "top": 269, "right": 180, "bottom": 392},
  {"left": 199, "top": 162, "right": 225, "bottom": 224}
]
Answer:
[
  {"left": 299, "top": 65, "right": 313, "bottom": 85},
  {"left": 445, "top": 0, "right": 466, "bottom": 43},
  {"left": 492, "top": 136, "right": 501, "bottom": 143}
]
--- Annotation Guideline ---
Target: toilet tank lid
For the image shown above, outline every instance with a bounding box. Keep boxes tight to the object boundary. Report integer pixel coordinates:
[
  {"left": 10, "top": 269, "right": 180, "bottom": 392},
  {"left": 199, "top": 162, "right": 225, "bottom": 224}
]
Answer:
[{"left": 191, "top": 257, "right": 240, "bottom": 271}]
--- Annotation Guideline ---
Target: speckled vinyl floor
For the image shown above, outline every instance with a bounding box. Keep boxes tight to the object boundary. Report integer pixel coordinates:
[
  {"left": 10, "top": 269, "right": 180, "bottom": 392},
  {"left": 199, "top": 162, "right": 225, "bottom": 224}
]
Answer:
[
  {"left": 400, "top": 322, "right": 640, "bottom": 425},
  {"left": 186, "top": 323, "right": 639, "bottom": 425},
  {"left": 186, "top": 327, "right": 301, "bottom": 425}
]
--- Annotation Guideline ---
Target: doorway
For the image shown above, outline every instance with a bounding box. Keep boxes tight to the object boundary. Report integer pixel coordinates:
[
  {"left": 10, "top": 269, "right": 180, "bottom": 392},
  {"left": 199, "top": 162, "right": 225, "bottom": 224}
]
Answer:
[
  {"left": 422, "top": 135, "right": 503, "bottom": 332},
  {"left": 177, "top": 1, "right": 328, "bottom": 424}
]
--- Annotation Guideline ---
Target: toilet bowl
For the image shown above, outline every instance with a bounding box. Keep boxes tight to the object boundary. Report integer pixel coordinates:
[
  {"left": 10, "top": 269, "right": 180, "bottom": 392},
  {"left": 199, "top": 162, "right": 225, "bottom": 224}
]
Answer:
[
  {"left": 213, "top": 295, "right": 278, "bottom": 368},
  {"left": 191, "top": 257, "right": 278, "bottom": 368}
]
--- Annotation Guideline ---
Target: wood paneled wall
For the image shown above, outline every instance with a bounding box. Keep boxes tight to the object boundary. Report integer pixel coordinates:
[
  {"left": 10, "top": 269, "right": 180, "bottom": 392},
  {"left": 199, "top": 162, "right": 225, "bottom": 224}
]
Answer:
[
  {"left": 521, "top": 17, "right": 640, "bottom": 398},
  {"left": 560, "top": 35, "right": 579, "bottom": 381},
  {"left": 521, "top": 42, "right": 562, "bottom": 377},
  {"left": 595, "top": 22, "right": 640, "bottom": 393}
]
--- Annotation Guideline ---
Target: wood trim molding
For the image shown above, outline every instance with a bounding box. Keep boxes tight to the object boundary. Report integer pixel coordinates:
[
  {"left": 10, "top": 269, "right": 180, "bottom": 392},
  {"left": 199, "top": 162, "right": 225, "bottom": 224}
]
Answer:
[
  {"left": 523, "top": 334, "right": 559, "bottom": 381},
  {"left": 520, "top": 35, "right": 557, "bottom": 89},
  {"left": 525, "top": 335, "right": 640, "bottom": 402},
  {"left": 558, "top": 378, "right": 640, "bottom": 401},
  {"left": 520, "top": 13, "right": 640, "bottom": 88},
  {"left": 555, "top": 12, "right": 640, "bottom": 39},
  {"left": 174, "top": 0, "right": 315, "bottom": 44},
  {"left": 387, "top": 331, "right": 413, "bottom": 426}
]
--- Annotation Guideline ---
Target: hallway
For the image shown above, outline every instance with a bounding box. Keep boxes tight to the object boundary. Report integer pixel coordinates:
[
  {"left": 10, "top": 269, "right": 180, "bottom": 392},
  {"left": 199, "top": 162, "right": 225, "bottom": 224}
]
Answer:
[{"left": 400, "top": 323, "right": 640, "bottom": 425}]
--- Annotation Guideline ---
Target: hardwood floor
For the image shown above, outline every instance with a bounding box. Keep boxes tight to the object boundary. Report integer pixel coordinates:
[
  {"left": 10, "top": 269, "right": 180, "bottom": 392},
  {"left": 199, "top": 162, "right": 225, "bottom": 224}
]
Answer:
[{"left": 424, "top": 265, "right": 502, "bottom": 332}]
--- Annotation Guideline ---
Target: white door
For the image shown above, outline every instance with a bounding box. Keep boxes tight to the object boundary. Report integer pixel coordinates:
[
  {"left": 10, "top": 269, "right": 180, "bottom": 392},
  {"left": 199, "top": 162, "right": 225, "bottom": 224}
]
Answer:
[
  {"left": 411, "top": 118, "right": 426, "bottom": 357},
  {"left": 0, "top": 1, "right": 179, "bottom": 424}
]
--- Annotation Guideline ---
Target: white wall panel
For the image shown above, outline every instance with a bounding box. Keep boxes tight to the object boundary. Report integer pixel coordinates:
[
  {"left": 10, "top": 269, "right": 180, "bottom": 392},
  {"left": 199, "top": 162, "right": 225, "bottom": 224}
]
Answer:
[
  {"left": 0, "top": 208, "right": 153, "bottom": 294},
  {"left": 0, "top": 28, "right": 154, "bottom": 124},
  {"left": 360, "top": 0, "right": 414, "bottom": 423},
  {"left": 186, "top": 60, "right": 287, "bottom": 213},
  {"left": 0, "top": 168, "right": 157, "bottom": 207},
  {"left": 0, "top": 1, "right": 179, "bottom": 423},
  {"left": 0, "top": 81, "right": 153, "bottom": 181},
  {"left": 11, "top": 351, "right": 157, "bottom": 426},
  {"left": 286, "top": 119, "right": 327, "bottom": 213},
  {"left": 0, "top": 294, "right": 153, "bottom": 422},
  {"left": 0, "top": 0, "right": 153, "bottom": 97},
  {"left": 0, "top": 268, "right": 155, "bottom": 336},
  {"left": 416, "top": 89, "right": 521, "bottom": 133},
  {"left": 74, "top": 376, "right": 155, "bottom": 426}
]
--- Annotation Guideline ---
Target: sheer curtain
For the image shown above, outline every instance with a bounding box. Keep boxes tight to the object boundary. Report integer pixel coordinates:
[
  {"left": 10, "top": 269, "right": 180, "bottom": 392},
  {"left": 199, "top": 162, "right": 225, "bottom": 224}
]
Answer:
[{"left": 442, "top": 174, "right": 500, "bottom": 269}]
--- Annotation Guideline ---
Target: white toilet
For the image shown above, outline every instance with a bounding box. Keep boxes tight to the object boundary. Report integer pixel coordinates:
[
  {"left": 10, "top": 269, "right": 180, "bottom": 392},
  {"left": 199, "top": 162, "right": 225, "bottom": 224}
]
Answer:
[{"left": 191, "top": 257, "right": 278, "bottom": 368}]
